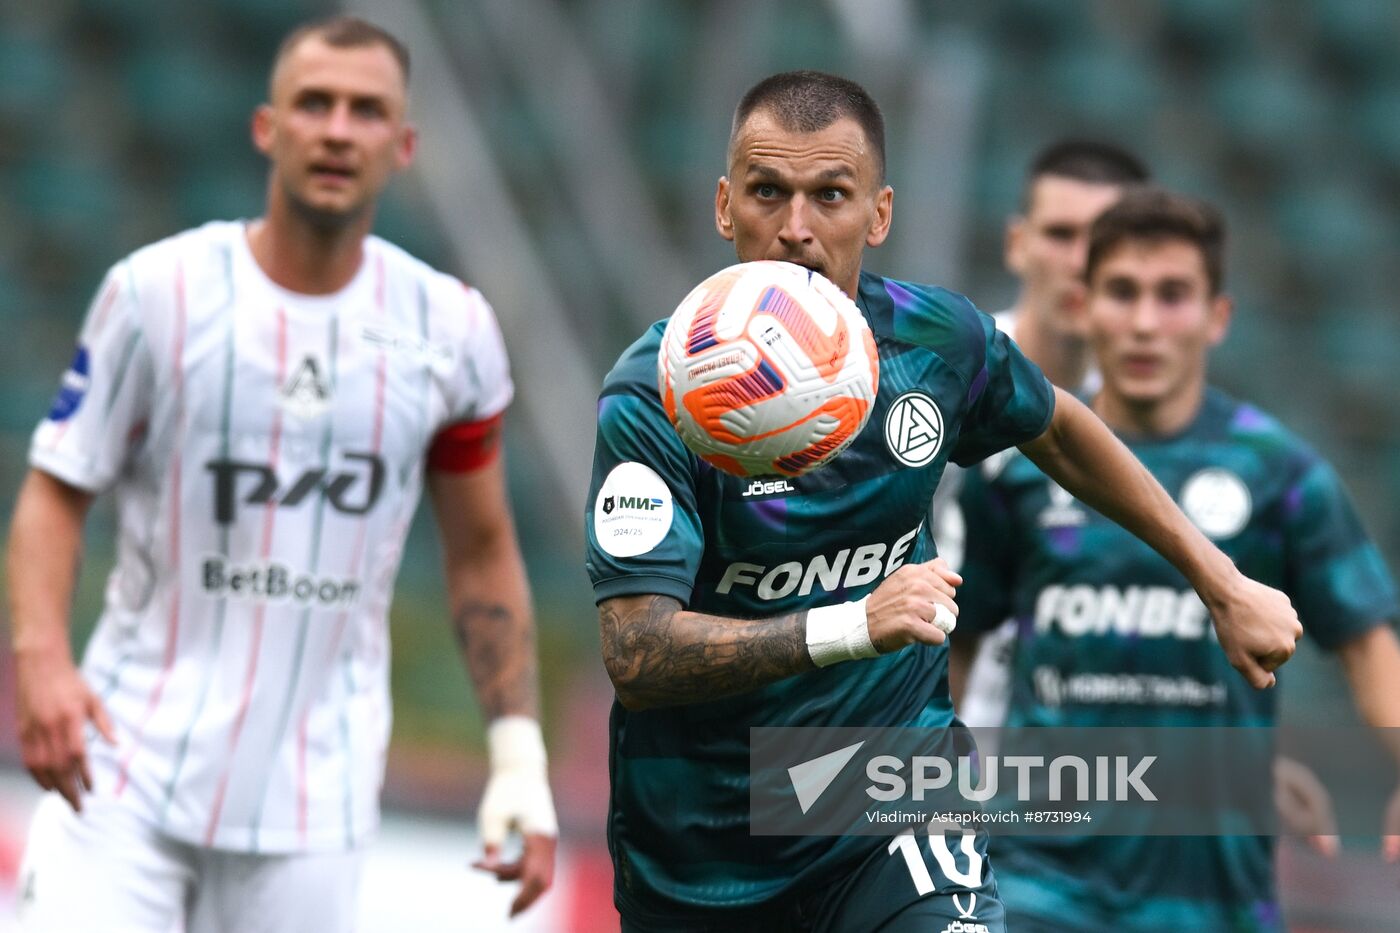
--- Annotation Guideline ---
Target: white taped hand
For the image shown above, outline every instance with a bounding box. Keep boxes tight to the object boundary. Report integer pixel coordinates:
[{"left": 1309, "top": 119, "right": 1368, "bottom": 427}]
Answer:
[{"left": 478, "top": 717, "right": 558, "bottom": 848}]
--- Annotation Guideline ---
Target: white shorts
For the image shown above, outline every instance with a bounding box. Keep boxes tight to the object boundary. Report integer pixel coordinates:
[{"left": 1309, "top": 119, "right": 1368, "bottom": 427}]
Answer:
[{"left": 17, "top": 793, "right": 362, "bottom": 932}]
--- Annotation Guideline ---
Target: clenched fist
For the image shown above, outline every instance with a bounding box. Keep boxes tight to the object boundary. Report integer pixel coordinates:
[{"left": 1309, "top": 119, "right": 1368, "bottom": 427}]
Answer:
[
  {"left": 1206, "top": 573, "right": 1303, "bottom": 689},
  {"left": 866, "top": 558, "right": 962, "bottom": 654}
]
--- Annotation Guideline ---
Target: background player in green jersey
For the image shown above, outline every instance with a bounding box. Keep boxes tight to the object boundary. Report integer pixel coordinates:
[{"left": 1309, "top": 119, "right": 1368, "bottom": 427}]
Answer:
[
  {"left": 999, "top": 140, "right": 1149, "bottom": 389},
  {"left": 947, "top": 142, "right": 1344, "bottom": 851},
  {"left": 947, "top": 139, "right": 1148, "bottom": 721},
  {"left": 956, "top": 187, "right": 1400, "bottom": 931},
  {"left": 584, "top": 71, "right": 1302, "bottom": 931}
]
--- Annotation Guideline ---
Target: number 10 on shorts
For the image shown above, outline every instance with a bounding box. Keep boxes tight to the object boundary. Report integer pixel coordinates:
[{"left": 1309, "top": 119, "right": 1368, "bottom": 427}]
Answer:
[{"left": 888, "top": 828, "right": 984, "bottom": 895}]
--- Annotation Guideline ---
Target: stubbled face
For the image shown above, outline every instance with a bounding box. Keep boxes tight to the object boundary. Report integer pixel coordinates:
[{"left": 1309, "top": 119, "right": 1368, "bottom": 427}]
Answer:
[
  {"left": 1087, "top": 237, "right": 1230, "bottom": 413},
  {"left": 1006, "top": 176, "right": 1124, "bottom": 332},
  {"left": 253, "top": 37, "right": 415, "bottom": 229},
  {"left": 715, "top": 111, "right": 892, "bottom": 297}
]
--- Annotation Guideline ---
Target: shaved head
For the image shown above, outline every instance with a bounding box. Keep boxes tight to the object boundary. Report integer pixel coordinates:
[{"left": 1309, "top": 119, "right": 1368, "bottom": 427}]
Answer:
[{"left": 270, "top": 15, "right": 409, "bottom": 97}]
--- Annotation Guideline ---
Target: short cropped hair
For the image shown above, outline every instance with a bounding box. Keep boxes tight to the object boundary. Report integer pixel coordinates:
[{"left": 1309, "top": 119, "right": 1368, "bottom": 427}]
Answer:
[
  {"left": 730, "top": 70, "right": 887, "bottom": 182},
  {"left": 272, "top": 15, "right": 410, "bottom": 89},
  {"left": 1086, "top": 187, "right": 1226, "bottom": 294},
  {"left": 1022, "top": 139, "right": 1149, "bottom": 209}
]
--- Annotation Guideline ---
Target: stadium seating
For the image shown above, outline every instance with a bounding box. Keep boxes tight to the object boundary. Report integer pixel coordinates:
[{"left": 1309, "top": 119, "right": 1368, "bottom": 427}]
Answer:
[{"left": 1, "top": 0, "right": 1397, "bottom": 793}]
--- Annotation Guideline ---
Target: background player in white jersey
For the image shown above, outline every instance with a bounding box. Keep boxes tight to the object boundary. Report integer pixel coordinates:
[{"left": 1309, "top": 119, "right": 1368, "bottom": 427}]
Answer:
[{"left": 7, "top": 15, "right": 556, "bottom": 930}]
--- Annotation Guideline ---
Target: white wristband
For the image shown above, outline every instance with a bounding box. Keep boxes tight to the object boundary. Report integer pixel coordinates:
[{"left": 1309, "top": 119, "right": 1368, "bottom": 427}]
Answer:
[
  {"left": 487, "top": 715, "right": 548, "bottom": 771},
  {"left": 806, "top": 597, "right": 878, "bottom": 667},
  {"left": 480, "top": 716, "right": 558, "bottom": 843}
]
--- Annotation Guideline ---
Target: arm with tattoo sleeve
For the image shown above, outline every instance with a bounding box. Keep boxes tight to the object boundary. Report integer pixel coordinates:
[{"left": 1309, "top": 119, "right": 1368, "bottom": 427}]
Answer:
[
  {"left": 599, "top": 594, "right": 812, "bottom": 710},
  {"left": 599, "top": 558, "right": 962, "bottom": 711}
]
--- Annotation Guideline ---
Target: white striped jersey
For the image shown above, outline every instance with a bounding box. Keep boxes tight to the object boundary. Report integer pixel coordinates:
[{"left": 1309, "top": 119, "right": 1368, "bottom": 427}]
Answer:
[{"left": 29, "top": 220, "right": 513, "bottom": 853}]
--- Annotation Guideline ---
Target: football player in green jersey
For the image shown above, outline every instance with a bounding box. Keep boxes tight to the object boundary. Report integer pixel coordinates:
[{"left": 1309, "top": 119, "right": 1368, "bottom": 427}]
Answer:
[
  {"left": 585, "top": 72, "right": 1302, "bottom": 931},
  {"left": 949, "top": 142, "right": 1345, "bottom": 852},
  {"left": 948, "top": 138, "right": 1148, "bottom": 719},
  {"left": 956, "top": 187, "right": 1400, "bottom": 931}
]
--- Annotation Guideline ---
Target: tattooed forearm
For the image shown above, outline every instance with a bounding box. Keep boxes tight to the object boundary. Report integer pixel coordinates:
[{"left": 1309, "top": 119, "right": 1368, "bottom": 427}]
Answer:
[
  {"left": 453, "top": 600, "right": 539, "bottom": 720},
  {"left": 598, "top": 595, "right": 814, "bottom": 710}
]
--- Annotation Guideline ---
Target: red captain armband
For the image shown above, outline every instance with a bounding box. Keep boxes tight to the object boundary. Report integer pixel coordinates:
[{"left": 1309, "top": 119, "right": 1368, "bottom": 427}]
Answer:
[{"left": 427, "top": 412, "right": 504, "bottom": 472}]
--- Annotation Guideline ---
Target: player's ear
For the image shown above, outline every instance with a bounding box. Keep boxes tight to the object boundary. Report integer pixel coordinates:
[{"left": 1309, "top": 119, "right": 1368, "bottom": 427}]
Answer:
[
  {"left": 1206, "top": 293, "right": 1232, "bottom": 347},
  {"left": 395, "top": 122, "right": 418, "bottom": 170},
  {"left": 1005, "top": 215, "right": 1027, "bottom": 276},
  {"left": 251, "top": 104, "right": 275, "bottom": 156},
  {"left": 715, "top": 177, "right": 735, "bottom": 242},
  {"left": 865, "top": 185, "right": 893, "bottom": 248}
]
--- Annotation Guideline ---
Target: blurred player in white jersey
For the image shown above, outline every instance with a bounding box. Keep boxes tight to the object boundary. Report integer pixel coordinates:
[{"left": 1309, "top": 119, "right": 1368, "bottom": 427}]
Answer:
[{"left": 7, "top": 15, "right": 556, "bottom": 931}]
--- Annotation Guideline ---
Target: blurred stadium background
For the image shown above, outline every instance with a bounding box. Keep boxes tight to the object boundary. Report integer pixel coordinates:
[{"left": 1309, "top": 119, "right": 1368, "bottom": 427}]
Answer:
[{"left": 0, "top": 0, "right": 1397, "bottom": 929}]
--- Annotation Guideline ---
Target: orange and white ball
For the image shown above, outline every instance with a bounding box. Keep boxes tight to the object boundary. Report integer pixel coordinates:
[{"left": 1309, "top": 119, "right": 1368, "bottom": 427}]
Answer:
[{"left": 658, "top": 261, "right": 879, "bottom": 478}]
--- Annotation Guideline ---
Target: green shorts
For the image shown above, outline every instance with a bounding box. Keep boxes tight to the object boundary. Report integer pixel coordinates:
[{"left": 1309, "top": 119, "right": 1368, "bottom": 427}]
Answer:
[{"left": 620, "top": 829, "right": 1004, "bottom": 933}]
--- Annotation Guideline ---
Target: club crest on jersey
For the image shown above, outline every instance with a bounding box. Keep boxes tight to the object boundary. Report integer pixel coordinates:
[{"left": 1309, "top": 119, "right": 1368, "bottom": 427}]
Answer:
[
  {"left": 1180, "top": 468, "right": 1251, "bottom": 539},
  {"left": 884, "top": 392, "right": 943, "bottom": 468},
  {"left": 280, "top": 355, "right": 331, "bottom": 420}
]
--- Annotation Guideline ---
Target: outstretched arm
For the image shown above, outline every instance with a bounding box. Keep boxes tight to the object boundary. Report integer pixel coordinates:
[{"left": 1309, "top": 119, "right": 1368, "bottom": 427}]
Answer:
[
  {"left": 428, "top": 457, "right": 554, "bottom": 917},
  {"left": 599, "top": 558, "right": 963, "bottom": 711},
  {"left": 7, "top": 469, "right": 115, "bottom": 812},
  {"left": 1019, "top": 388, "right": 1302, "bottom": 688}
]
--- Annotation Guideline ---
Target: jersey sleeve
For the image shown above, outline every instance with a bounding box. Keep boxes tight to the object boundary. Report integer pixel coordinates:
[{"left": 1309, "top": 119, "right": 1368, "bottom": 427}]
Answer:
[
  {"left": 950, "top": 315, "right": 1056, "bottom": 467},
  {"left": 585, "top": 381, "right": 705, "bottom": 607},
  {"left": 29, "top": 262, "right": 154, "bottom": 492},
  {"left": 953, "top": 461, "right": 1019, "bottom": 636},
  {"left": 446, "top": 284, "right": 514, "bottom": 423},
  {"left": 427, "top": 284, "right": 514, "bottom": 470},
  {"left": 1281, "top": 457, "right": 1399, "bottom": 650}
]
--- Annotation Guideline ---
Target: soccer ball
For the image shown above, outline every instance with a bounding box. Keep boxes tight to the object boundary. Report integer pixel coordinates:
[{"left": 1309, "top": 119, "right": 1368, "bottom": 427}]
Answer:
[{"left": 657, "top": 261, "right": 879, "bottom": 478}]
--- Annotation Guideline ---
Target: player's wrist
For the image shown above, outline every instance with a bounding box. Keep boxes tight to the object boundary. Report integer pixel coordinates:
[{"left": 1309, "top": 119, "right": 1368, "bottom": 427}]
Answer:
[
  {"left": 487, "top": 715, "right": 548, "bottom": 773},
  {"left": 11, "top": 630, "right": 75, "bottom": 665},
  {"left": 482, "top": 716, "right": 558, "bottom": 839},
  {"left": 806, "top": 597, "right": 878, "bottom": 667},
  {"left": 1180, "top": 540, "right": 1240, "bottom": 608}
]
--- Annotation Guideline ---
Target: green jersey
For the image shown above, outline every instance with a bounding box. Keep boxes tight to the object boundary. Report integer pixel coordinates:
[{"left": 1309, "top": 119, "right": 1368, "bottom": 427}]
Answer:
[
  {"left": 585, "top": 270, "right": 1054, "bottom": 917},
  {"left": 957, "top": 387, "right": 1399, "bottom": 931}
]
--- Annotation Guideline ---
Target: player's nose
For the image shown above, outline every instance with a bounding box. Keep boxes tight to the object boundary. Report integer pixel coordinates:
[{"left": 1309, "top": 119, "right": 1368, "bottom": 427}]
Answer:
[
  {"left": 777, "top": 197, "right": 815, "bottom": 245},
  {"left": 1129, "top": 298, "right": 1161, "bottom": 333},
  {"left": 322, "top": 101, "right": 355, "bottom": 142},
  {"left": 1067, "top": 232, "right": 1092, "bottom": 274}
]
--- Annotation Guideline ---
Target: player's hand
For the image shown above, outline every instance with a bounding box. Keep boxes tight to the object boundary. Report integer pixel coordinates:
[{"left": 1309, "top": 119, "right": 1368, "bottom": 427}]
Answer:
[
  {"left": 473, "top": 833, "right": 558, "bottom": 917},
  {"left": 865, "top": 558, "right": 961, "bottom": 653},
  {"left": 1206, "top": 574, "right": 1301, "bottom": 689},
  {"left": 472, "top": 717, "right": 558, "bottom": 916},
  {"left": 1381, "top": 784, "right": 1400, "bottom": 863},
  {"left": 1273, "top": 756, "right": 1338, "bottom": 857},
  {"left": 15, "top": 649, "right": 115, "bottom": 812}
]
